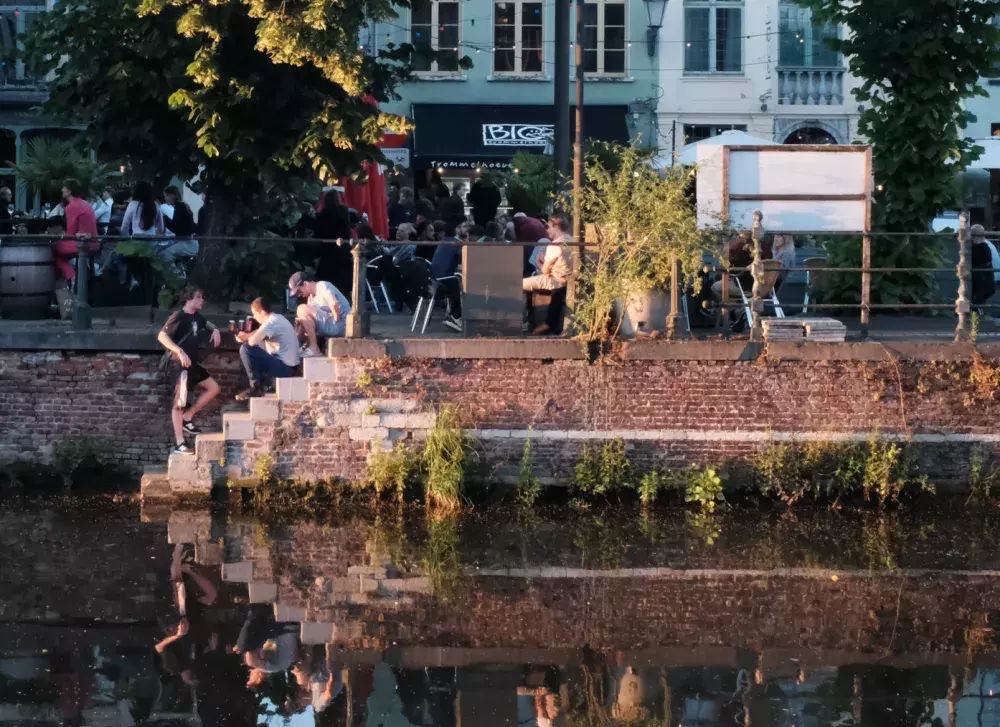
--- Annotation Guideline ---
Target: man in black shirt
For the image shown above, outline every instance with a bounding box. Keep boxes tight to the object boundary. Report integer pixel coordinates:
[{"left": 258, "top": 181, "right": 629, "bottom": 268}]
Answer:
[{"left": 157, "top": 286, "right": 222, "bottom": 453}]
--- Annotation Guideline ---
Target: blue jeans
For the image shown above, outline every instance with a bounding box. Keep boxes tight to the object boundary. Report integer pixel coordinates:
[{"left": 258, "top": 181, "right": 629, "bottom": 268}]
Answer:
[{"left": 239, "top": 343, "right": 296, "bottom": 388}]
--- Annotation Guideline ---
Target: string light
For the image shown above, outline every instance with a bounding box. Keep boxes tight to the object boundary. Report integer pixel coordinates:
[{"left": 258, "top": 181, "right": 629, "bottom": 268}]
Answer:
[{"left": 437, "top": 166, "right": 445, "bottom": 173}]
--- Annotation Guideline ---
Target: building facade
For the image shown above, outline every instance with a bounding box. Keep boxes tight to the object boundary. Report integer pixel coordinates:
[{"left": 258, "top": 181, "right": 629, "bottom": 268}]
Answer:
[
  {"left": 655, "top": 0, "right": 863, "bottom": 153},
  {"left": 375, "top": 0, "right": 661, "bottom": 188}
]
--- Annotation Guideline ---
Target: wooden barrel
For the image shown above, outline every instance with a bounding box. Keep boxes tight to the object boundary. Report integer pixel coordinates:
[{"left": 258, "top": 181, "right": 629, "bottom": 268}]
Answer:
[{"left": 0, "top": 242, "right": 55, "bottom": 320}]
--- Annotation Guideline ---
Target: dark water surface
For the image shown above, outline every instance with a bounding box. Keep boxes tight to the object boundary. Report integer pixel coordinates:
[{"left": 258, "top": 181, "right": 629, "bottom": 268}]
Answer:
[{"left": 3, "top": 497, "right": 1000, "bottom": 726}]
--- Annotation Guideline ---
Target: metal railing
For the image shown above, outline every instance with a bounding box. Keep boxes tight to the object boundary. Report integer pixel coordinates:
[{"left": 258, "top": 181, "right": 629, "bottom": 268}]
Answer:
[{"left": 0, "top": 220, "right": 990, "bottom": 343}]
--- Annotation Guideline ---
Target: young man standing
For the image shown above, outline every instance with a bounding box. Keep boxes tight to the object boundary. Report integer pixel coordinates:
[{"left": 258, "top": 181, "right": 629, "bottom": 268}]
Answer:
[
  {"left": 235, "top": 297, "right": 300, "bottom": 401},
  {"left": 157, "top": 287, "right": 222, "bottom": 453},
  {"left": 288, "top": 271, "right": 351, "bottom": 357}
]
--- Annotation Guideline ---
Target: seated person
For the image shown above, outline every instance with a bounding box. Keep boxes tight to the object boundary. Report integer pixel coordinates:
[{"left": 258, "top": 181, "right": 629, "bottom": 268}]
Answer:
[
  {"left": 523, "top": 212, "right": 573, "bottom": 292},
  {"left": 430, "top": 222, "right": 464, "bottom": 332},
  {"left": 235, "top": 297, "right": 301, "bottom": 400},
  {"left": 159, "top": 184, "right": 199, "bottom": 268},
  {"left": 971, "top": 224, "right": 996, "bottom": 310},
  {"left": 711, "top": 228, "right": 773, "bottom": 301},
  {"left": 288, "top": 271, "right": 351, "bottom": 356}
]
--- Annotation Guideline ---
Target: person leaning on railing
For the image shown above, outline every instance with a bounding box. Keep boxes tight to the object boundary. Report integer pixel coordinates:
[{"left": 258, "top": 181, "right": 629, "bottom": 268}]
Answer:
[{"left": 970, "top": 224, "right": 996, "bottom": 312}]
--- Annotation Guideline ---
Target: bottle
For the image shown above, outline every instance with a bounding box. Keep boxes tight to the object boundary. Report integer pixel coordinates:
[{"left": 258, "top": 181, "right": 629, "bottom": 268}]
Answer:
[{"left": 228, "top": 320, "right": 236, "bottom": 334}]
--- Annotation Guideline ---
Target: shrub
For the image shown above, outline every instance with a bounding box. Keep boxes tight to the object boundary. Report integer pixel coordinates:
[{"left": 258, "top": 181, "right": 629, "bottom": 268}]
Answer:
[
  {"left": 51, "top": 437, "right": 115, "bottom": 489},
  {"left": 515, "top": 434, "right": 542, "bottom": 508},
  {"left": 422, "top": 406, "right": 474, "bottom": 513},
  {"left": 572, "top": 439, "right": 632, "bottom": 497},
  {"left": 422, "top": 516, "right": 461, "bottom": 600},
  {"left": 683, "top": 466, "right": 725, "bottom": 513},
  {"left": 364, "top": 441, "right": 416, "bottom": 502}
]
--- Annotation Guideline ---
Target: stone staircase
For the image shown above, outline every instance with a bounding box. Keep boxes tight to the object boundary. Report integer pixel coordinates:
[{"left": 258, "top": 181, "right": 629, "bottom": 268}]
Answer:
[
  {"left": 143, "top": 357, "right": 341, "bottom": 499},
  {"left": 142, "top": 356, "right": 439, "bottom": 500}
]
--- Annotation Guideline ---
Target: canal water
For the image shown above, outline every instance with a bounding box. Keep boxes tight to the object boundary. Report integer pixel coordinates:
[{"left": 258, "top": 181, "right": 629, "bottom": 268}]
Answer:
[{"left": 3, "top": 497, "right": 1000, "bottom": 726}]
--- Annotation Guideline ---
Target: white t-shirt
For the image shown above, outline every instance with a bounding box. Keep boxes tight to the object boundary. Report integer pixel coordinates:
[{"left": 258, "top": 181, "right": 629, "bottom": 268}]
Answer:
[
  {"left": 308, "top": 281, "right": 352, "bottom": 320},
  {"left": 540, "top": 235, "right": 572, "bottom": 284},
  {"left": 259, "top": 313, "right": 300, "bottom": 367}
]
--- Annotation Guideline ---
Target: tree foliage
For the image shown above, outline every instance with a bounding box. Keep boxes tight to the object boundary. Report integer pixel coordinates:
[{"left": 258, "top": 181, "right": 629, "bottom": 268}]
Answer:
[
  {"left": 799, "top": 0, "right": 1000, "bottom": 232},
  {"left": 13, "top": 137, "right": 108, "bottom": 204},
  {"left": 24, "top": 0, "right": 466, "bottom": 232},
  {"left": 797, "top": 0, "right": 1000, "bottom": 306}
]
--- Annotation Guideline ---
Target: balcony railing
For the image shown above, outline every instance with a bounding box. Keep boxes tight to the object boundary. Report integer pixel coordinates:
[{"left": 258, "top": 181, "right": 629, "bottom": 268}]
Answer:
[{"left": 777, "top": 68, "right": 845, "bottom": 106}]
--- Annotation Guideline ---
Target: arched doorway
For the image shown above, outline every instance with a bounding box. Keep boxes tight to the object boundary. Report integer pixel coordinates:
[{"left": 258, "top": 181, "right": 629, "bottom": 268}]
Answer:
[{"left": 783, "top": 126, "right": 838, "bottom": 145}]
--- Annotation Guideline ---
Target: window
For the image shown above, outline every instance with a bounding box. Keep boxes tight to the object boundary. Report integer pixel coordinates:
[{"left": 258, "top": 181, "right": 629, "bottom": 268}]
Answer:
[
  {"left": 494, "top": 0, "right": 543, "bottom": 74},
  {"left": 778, "top": 1, "right": 839, "bottom": 68},
  {"left": 684, "top": 0, "right": 742, "bottom": 74},
  {"left": 583, "top": 0, "right": 626, "bottom": 75},
  {"left": 683, "top": 124, "right": 746, "bottom": 144},
  {"left": 411, "top": 0, "right": 460, "bottom": 73},
  {"left": 0, "top": 5, "right": 44, "bottom": 84}
]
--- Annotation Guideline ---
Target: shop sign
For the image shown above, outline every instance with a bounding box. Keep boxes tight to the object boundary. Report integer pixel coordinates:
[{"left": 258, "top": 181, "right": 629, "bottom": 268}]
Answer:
[{"left": 482, "top": 123, "right": 554, "bottom": 147}]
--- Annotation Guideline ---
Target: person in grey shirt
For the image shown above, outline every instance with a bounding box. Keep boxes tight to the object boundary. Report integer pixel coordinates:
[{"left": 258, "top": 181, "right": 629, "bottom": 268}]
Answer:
[{"left": 236, "top": 297, "right": 301, "bottom": 400}]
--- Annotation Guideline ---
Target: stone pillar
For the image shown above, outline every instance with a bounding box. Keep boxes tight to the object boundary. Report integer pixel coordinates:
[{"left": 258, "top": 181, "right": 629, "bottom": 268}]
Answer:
[
  {"left": 346, "top": 241, "right": 370, "bottom": 339},
  {"left": 666, "top": 256, "right": 688, "bottom": 340},
  {"left": 955, "top": 213, "right": 971, "bottom": 342}
]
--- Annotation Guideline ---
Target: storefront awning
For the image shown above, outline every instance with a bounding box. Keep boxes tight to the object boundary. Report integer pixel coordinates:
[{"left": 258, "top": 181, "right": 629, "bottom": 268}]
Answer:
[{"left": 412, "top": 103, "right": 629, "bottom": 169}]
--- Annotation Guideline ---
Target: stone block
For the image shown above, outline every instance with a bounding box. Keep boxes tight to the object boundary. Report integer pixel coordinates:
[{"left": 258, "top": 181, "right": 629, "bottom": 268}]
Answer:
[
  {"left": 349, "top": 427, "right": 389, "bottom": 442},
  {"left": 221, "top": 561, "right": 254, "bottom": 582},
  {"left": 303, "top": 358, "right": 336, "bottom": 382},
  {"left": 140, "top": 472, "right": 171, "bottom": 501},
  {"left": 404, "top": 413, "right": 437, "bottom": 429},
  {"left": 250, "top": 397, "right": 282, "bottom": 422},
  {"left": 359, "top": 577, "right": 379, "bottom": 593},
  {"left": 223, "top": 413, "right": 257, "bottom": 441},
  {"left": 334, "top": 414, "right": 362, "bottom": 427},
  {"left": 167, "top": 452, "right": 211, "bottom": 486},
  {"left": 328, "top": 577, "right": 358, "bottom": 594},
  {"left": 277, "top": 377, "right": 310, "bottom": 402},
  {"left": 347, "top": 593, "right": 371, "bottom": 606},
  {"left": 348, "top": 565, "right": 388, "bottom": 578},
  {"left": 350, "top": 398, "right": 419, "bottom": 414},
  {"left": 249, "top": 582, "right": 279, "bottom": 603},
  {"left": 361, "top": 414, "right": 382, "bottom": 427},
  {"left": 380, "top": 577, "right": 432, "bottom": 594},
  {"left": 167, "top": 511, "right": 211, "bottom": 544},
  {"left": 301, "top": 621, "right": 336, "bottom": 644},
  {"left": 379, "top": 413, "right": 407, "bottom": 428},
  {"left": 334, "top": 620, "right": 364, "bottom": 642},
  {"left": 195, "top": 433, "right": 226, "bottom": 461},
  {"left": 195, "top": 542, "right": 223, "bottom": 566},
  {"left": 274, "top": 603, "right": 307, "bottom": 623}
]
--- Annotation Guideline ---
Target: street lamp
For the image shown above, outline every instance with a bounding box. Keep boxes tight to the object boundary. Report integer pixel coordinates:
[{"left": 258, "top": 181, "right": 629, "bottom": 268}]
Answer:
[{"left": 643, "top": 0, "right": 669, "bottom": 57}]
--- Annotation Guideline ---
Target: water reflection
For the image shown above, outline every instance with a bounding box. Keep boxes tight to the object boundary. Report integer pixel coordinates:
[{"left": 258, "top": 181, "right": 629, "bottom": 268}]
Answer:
[{"left": 3, "top": 500, "right": 1000, "bottom": 725}]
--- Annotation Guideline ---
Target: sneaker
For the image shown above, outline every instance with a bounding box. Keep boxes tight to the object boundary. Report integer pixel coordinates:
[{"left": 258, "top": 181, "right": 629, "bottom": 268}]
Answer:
[
  {"left": 182, "top": 420, "right": 201, "bottom": 435},
  {"left": 300, "top": 346, "right": 321, "bottom": 357},
  {"left": 443, "top": 316, "right": 462, "bottom": 333},
  {"left": 172, "top": 442, "right": 193, "bottom": 455},
  {"left": 235, "top": 386, "right": 261, "bottom": 402}
]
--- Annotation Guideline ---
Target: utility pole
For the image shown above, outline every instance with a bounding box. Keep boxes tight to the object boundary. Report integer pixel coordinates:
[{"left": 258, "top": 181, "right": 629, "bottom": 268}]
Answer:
[
  {"left": 572, "top": 0, "right": 584, "bottom": 247},
  {"left": 553, "top": 0, "right": 570, "bottom": 179}
]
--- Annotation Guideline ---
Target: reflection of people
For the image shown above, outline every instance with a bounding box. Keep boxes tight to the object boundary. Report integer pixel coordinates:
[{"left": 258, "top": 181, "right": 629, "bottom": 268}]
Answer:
[
  {"left": 291, "top": 644, "right": 341, "bottom": 714},
  {"left": 517, "top": 686, "right": 561, "bottom": 727}
]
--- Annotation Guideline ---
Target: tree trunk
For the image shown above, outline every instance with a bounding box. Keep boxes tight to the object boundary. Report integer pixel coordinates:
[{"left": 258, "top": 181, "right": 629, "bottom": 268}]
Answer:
[{"left": 192, "top": 190, "right": 235, "bottom": 298}]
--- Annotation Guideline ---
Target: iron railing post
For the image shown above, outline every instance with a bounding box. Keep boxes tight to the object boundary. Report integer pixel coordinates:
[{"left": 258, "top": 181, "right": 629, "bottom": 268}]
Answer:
[
  {"left": 666, "top": 256, "right": 688, "bottom": 339},
  {"left": 955, "top": 213, "right": 971, "bottom": 342},
  {"left": 860, "top": 234, "right": 872, "bottom": 338},
  {"left": 749, "top": 211, "right": 764, "bottom": 342},
  {"left": 72, "top": 244, "right": 92, "bottom": 330},
  {"left": 345, "top": 240, "right": 369, "bottom": 339}
]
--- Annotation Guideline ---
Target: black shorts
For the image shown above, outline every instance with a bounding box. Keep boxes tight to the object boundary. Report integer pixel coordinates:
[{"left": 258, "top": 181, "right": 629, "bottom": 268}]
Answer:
[{"left": 174, "top": 364, "right": 212, "bottom": 407}]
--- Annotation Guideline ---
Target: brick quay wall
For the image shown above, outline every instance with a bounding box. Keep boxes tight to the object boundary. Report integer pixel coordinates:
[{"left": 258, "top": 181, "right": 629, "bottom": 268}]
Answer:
[{"left": 4, "top": 337, "right": 1000, "bottom": 484}]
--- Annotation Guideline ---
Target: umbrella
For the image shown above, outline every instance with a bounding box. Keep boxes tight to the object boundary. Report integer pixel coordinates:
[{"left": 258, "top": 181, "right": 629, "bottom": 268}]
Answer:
[{"left": 652, "top": 130, "right": 779, "bottom": 168}]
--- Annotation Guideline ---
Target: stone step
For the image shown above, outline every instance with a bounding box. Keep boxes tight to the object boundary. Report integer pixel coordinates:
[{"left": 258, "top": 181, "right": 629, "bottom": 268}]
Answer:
[
  {"left": 277, "top": 377, "right": 309, "bottom": 402},
  {"left": 303, "top": 357, "right": 336, "bottom": 382},
  {"left": 140, "top": 466, "right": 170, "bottom": 500},
  {"left": 248, "top": 582, "right": 278, "bottom": 603},
  {"left": 223, "top": 412, "right": 256, "bottom": 441},
  {"left": 195, "top": 432, "right": 226, "bottom": 460},
  {"left": 167, "top": 511, "right": 212, "bottom": 544},
  {"left": 250, "top": 396, "right": 281, "bottom": 422},
  {"left": 221, "top": 561, "right": 254, "bottom": 583},
  {"left": 167, "top": 451, "right": 211, "bottom": 486},
  {"left": 274, "top": 603, "right": 307, "bottom": 622},
  {"left": 300, "top": 621, "right": 336, "bottom": 645}
]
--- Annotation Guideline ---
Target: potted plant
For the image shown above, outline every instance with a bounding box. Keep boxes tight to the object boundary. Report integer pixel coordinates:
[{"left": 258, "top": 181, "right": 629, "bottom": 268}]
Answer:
[{"left": 572, "top": 142, "right": 709, "bottom": 341}]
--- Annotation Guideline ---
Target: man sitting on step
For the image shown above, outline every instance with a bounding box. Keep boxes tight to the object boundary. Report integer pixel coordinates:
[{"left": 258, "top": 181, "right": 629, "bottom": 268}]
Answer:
[
  {"left": 288, "top": 271, "right": 352, "bottom": 357},
  {"left": 235, "top": 297, "right": 301, "bottom": 401}
]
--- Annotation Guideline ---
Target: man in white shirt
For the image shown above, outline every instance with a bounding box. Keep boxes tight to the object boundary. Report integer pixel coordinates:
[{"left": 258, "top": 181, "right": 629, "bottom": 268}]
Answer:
[
  {"left": 523, "top": 212, "right": 573, "bottom": 292},
  {"left": 288, "top": 271, "right": 352, "bottom": 356},
  {"left": 235, "top": 297, "right": 301, "bottom": 400},
  {"left": 91, "top": 188, "right": 113, "bottom": 228}
]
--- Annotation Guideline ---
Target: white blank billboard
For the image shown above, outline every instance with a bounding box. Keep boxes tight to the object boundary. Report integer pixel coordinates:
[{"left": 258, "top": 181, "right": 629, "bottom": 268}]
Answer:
[{"left": 696, "top": 145, "right": 871, "bottom": 232}]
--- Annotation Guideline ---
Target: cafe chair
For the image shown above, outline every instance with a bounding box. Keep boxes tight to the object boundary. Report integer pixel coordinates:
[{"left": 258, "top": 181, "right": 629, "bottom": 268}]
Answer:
[
  {"left": 733, "top": 260, "right": 785, "bottom": 326},
  {"left": 411, "top": 269, "right": 463, "bottom": 335},
  {"left": 366, "top": 255, "right": 394, "bottom": 313},
  {"left": 801, "top": 257, "right": 827, "bottom": 316}
]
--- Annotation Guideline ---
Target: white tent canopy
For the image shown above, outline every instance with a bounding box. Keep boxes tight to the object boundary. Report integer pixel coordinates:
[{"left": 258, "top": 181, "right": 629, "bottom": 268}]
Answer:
[
  {"left": 966, "top": 138, "right": 1000, "bottom": 169},
  {"left": 653, "top": 129, "right": 779, "bottom": 168}
]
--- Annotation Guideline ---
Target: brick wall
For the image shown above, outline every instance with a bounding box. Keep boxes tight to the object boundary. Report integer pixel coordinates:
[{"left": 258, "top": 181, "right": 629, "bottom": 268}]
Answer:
[
  {"left": 0, "top": 350, "right": 243, "bottom": 470},
  {"left": 226, "top": 356, "right": 1000, "bottom": 484}
]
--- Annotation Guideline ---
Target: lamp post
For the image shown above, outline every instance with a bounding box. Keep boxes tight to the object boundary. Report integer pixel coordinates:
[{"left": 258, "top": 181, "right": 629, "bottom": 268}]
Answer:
[{"left": 643, "top": 0, "right": 669, "bottom": 57}]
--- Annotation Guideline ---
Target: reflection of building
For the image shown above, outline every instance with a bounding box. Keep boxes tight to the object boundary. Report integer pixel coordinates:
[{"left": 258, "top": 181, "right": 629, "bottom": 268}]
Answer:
[{"left": 655, "top": 0, "right": 863, "bottom": 151}]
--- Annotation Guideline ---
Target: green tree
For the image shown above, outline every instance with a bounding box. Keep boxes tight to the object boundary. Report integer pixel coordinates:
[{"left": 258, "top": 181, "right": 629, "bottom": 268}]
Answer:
[
  {"left": 797, "top": 0, "right": 1000, "bottom": 305},
  {"left": 25, "top": 0, "right": 467, "bottom": 262}
]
